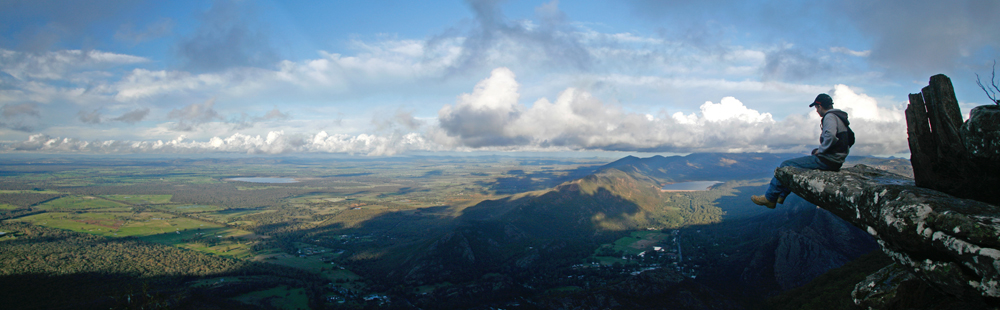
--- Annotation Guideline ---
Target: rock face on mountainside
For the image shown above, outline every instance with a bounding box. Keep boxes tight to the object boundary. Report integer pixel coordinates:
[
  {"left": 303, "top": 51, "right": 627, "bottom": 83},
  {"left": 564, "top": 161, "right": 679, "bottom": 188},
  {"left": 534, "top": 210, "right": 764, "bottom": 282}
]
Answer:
[
  {"left": 762, "top": 205, "right": 876, "bottom": 291},
  {"left": 776, "top": 165, "right": 1000, "bottom": 308}
]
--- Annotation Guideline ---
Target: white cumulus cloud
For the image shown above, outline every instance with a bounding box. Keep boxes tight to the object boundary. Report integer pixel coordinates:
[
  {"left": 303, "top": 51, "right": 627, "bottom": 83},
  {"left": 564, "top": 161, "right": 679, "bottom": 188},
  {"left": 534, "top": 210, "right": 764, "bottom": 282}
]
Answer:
[
  {"left": 828, "top": 84, "right": 908, "bottom": 155},
  {"left": 437, "top": 67, "right": 527, "bottom": 147},
  {"left": 434, "top": 67, "right": 906, "bottom": 155}
]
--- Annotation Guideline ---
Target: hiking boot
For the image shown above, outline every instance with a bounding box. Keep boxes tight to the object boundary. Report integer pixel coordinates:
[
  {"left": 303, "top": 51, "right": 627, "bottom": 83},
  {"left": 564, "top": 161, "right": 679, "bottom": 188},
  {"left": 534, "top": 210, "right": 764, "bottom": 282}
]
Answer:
[
  {"left": 777, "top": 196, "right": 786, "bottom": 204},
  {"left": 751, "top": 195, "right": 776, "bottom": 209}
]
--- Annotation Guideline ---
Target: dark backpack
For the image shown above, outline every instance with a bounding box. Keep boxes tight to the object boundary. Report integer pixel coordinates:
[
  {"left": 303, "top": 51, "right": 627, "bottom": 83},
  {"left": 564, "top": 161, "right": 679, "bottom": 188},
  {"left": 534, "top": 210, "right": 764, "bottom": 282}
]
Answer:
[
  {"left": 830, "top": 114, "right": 855, "bottom": 149},
  {"left": 846, "top": 126, "right": 855, "bottom": 147}
]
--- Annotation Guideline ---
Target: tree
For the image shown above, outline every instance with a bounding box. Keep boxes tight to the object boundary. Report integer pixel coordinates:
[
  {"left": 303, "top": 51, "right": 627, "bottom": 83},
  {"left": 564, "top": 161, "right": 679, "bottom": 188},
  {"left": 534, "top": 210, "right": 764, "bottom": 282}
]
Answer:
[{"left": 976, "top": 60, "right": 1000, "bottom": 105}]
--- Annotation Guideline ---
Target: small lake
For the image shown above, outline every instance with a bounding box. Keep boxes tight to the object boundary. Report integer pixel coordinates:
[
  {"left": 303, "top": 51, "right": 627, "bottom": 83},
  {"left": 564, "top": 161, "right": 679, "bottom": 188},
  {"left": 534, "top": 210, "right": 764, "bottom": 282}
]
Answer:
[
  {"left": 661, "top": 181, "right": 722, "bottom": 191},
  {"left": 227, "top": 177, "right": 298, "bottom": 183}
]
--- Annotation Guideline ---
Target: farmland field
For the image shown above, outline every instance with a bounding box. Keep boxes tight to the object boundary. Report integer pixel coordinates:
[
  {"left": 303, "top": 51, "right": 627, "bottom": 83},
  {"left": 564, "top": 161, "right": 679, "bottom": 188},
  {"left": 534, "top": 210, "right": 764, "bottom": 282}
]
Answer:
[
  {"left": 0, "top": 189, "right": 62, "bottom": 194},
  {"left": 34, "top": 196, "right": 131, "bottom": 211},
  {"left": 12, "top": 212, "right": 129, "bottom": 236},
  {"left": 100, "top": 194, "right": 173, "bottom": 204},
  {"left": 256, "top": 251, "right": 362, "bottom": 281},
  {"left": 233, "top": 285, "right": 310, "bottom": 310},
  {"left": 155, "top": 204, "right": 225, "bottom": 213},
  {"left": 11, "top": 209, "right": 257, "bottom": 258},
  {"left": 612, "top": 231, "right": 671, "bottom": 255}
]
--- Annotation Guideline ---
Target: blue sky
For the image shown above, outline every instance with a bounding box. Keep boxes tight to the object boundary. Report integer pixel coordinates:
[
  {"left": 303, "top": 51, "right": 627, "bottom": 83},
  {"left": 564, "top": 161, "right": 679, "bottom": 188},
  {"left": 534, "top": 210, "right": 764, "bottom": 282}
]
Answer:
[{"left": 1, "top": 0, "right": 997, "bottom": 156}]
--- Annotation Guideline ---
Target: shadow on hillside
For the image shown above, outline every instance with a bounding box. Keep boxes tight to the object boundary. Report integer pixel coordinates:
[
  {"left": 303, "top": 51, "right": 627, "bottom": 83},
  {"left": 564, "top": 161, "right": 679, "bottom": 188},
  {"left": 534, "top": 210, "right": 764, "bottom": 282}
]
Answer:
[
  {"left": 0, "top": 270, "right": 314, "bottom": 309},
  {"left": 714, "top": 183, "right": 775, "bottom": 220},
  {"left": 475, "top": 165, "right": 601, "bottom": 194},
  {"left": 0, "top": 222, "right": 328, "bottom": 309},
  {"left": 667, "top": 194, "right": 879, "bottom": 307},
  {"left": 421, "top": 170, "right": 444, "bottom": 177},
  {"left": 280, "top": 181, "right": 649, "bottom": 287}
]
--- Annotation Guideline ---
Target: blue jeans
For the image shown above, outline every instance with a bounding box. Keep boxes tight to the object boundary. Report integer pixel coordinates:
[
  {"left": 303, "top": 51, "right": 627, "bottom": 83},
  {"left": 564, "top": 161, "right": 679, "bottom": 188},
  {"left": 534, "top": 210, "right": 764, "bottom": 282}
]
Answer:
[{"left": 765, "top": 155, "right": 832, "bottom": 202}]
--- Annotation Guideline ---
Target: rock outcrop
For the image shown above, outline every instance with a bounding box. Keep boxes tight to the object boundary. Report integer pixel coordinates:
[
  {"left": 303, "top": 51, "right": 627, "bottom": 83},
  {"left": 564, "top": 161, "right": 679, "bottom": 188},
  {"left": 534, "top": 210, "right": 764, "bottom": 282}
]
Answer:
[
  {"left": 906, "top": 74, "right": 1000, "bottom": 206},
  {"left": 776, "top": 165, "right": 1000, "bottom": 307}
]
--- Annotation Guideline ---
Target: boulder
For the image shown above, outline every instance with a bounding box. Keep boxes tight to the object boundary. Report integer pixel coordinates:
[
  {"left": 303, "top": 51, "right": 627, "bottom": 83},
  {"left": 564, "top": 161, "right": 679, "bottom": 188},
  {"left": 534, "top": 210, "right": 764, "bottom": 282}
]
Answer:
[
  {"left": 852, "top": 263, "right": 919, "bottom": 309},
  {"left": 962, "top": 105, "right": 1000, "bottom": 162}
]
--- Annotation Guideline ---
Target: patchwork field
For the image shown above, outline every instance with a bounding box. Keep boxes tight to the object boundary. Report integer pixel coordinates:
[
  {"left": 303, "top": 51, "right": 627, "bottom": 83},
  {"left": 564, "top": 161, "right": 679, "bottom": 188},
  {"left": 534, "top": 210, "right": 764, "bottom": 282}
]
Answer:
[
  {"left": 195, "top": 208, "right": 276, "bottom": 226},
  {"left": 11, "top": 211, "right": 256, "bottom": 258},
  {"left": 154, "top": 204, "right": 226, "bottom": 213},
  {"left": 144, "top": 226, "right": 256, "bottom": 258},
  {"left": 34, "top": 196, "right": 131, "bottom": 211},
  {"left": 233, "top": 285, "right": 310, "bottom": 310},
  {"left": 12, "top": 212, "right": 131, "bottom": 235}
]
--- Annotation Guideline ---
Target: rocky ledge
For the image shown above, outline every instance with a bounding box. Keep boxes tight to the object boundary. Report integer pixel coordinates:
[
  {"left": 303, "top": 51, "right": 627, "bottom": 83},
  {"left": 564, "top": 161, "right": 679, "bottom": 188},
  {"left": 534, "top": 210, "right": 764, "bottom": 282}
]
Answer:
[{"left": 776, "top": 164, "right": 1000, "bottom": 308}]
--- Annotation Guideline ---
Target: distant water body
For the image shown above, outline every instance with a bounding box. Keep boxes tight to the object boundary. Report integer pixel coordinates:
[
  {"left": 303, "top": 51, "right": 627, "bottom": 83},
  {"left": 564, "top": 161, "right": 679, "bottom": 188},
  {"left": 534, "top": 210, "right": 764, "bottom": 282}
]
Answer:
[
  {"left": 228, "top": 177, "right": 298, "bottom": 183},
  {"left": 661, "top": 181, "right": 721, "bottom": 191}
]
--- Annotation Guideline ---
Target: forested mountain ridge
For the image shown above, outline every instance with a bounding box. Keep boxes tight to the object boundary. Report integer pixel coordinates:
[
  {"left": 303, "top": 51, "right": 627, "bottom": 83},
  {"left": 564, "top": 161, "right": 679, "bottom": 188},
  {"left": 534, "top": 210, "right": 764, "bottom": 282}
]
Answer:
[{"left": 497, "top": 167, "right": 710, "bottom": 236}]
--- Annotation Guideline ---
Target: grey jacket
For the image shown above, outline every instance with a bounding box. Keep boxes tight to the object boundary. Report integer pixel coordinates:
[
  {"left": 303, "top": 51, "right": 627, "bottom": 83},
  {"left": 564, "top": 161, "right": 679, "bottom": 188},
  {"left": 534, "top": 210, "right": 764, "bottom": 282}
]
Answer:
[{"left": 814, "top": 109, "right": 851, "bottom": 167}]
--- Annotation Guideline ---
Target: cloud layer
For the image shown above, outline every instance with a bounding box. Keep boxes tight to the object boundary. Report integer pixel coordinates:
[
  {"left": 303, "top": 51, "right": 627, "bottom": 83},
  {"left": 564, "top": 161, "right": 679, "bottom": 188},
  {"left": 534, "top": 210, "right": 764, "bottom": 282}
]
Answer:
[
  {"left": 6, "top": 131, "right": 432, "bottom": 156},
  {"left": 3, "top": 67, "right": 909, "bottom": 156}
]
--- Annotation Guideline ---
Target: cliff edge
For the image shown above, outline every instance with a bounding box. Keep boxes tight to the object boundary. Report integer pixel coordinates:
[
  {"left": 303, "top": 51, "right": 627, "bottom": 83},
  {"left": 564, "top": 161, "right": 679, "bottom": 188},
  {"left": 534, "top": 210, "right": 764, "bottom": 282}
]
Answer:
[{"left": 776, "top": 165, "right": 999, "bottom": 308}]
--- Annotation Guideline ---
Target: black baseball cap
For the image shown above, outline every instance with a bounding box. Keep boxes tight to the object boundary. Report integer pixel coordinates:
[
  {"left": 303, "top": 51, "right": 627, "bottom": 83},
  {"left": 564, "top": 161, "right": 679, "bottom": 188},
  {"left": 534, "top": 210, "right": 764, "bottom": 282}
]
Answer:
[{"left": 809, "top": 93, "right": 833, "bottom": 108}]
